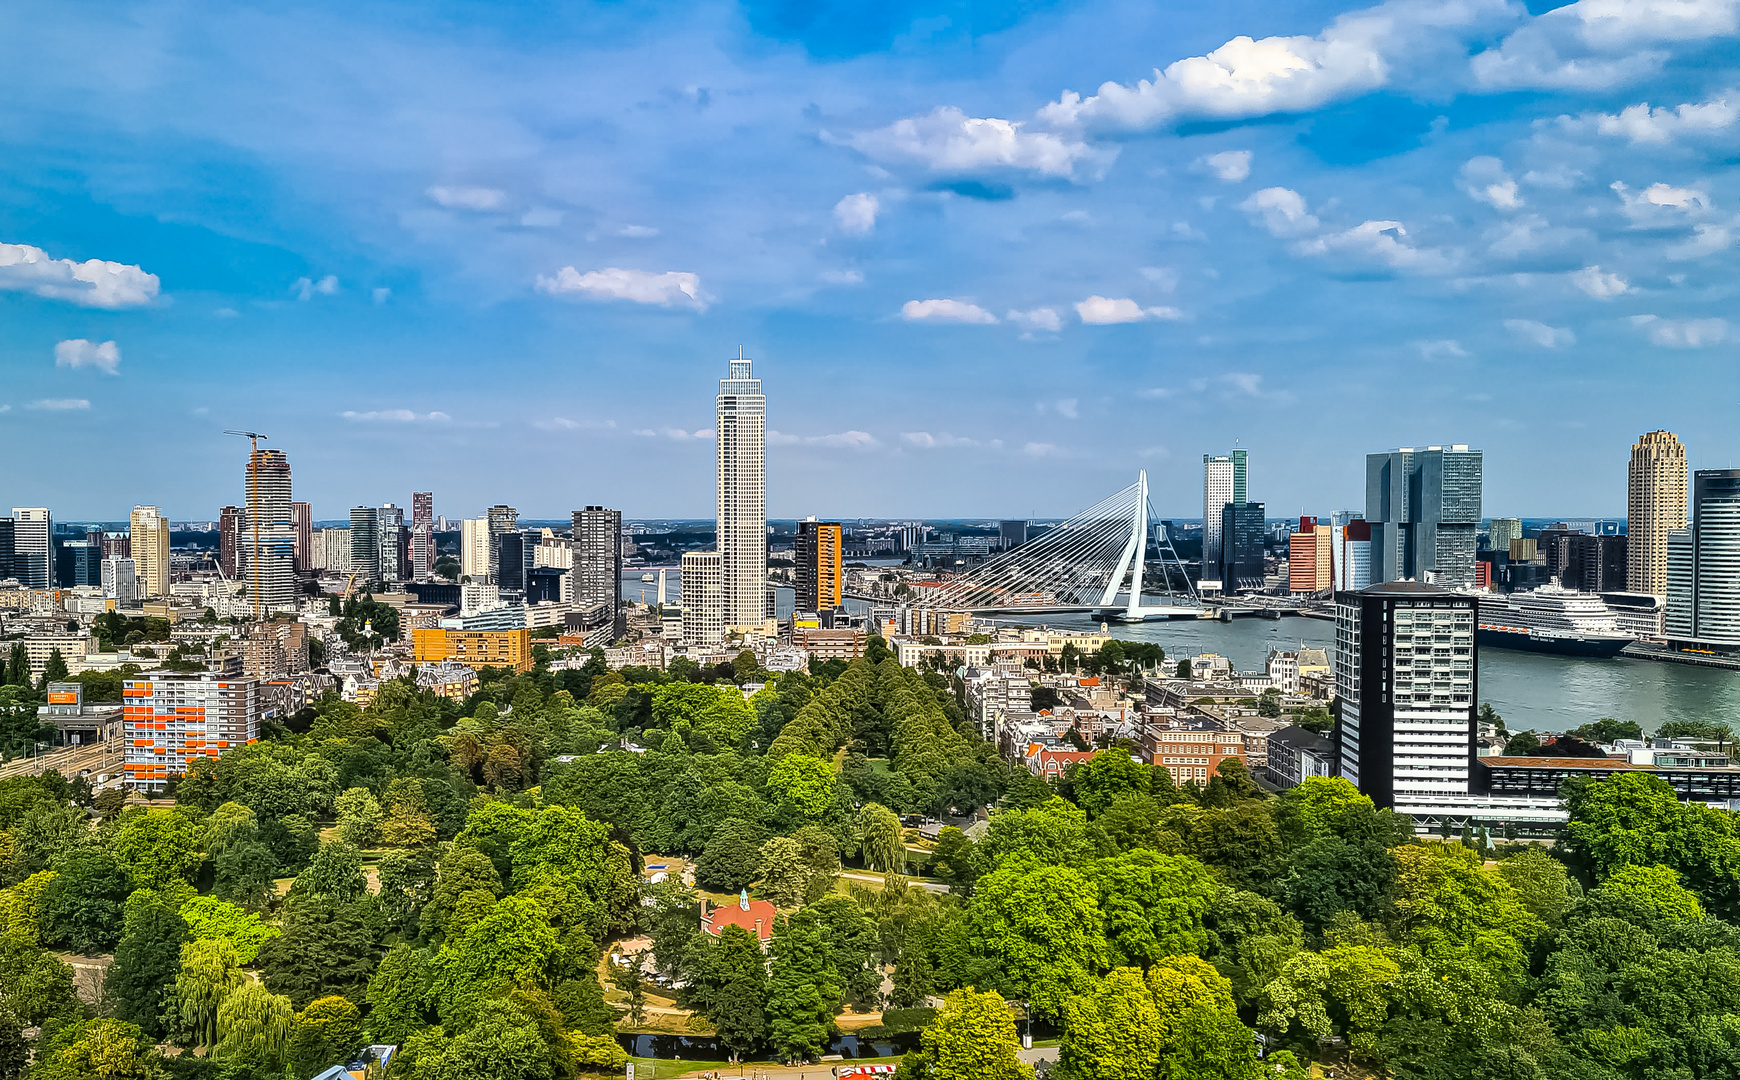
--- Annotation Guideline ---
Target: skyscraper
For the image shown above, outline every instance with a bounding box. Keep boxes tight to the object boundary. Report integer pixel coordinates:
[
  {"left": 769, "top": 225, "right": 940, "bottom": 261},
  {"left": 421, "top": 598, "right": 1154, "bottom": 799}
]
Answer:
[
  {"left": 0, "top": 519, "right": 13, "bottom": 583},
  {"left": 1288, "top": 516, "right": 1332, "bottom": 593},
  {"left": 103, "top": 557, "right": 139, "bottom": 607},
  {"left": 487, "top": 504, "right": 518, "bottom": 578},
  {"left": 239, "top": 449, "right": 296, "bottom": 615},
  {"left": 1666, "top": 469, "right": 1740, "bottom": 649},
  {"left": 1333, "top": 519, "right": 1372, "bottom": 592},
  {"left": 796, "top": 518, "right": 844, "bottom": 612},
  {"left": 572, "top": 506, "right": 622, "bottom": 611},
  {"left": 716, "top": 353, "right": 767, "bottom": 627},
  {"left": 56, "top": 540, "right": 102, "bottom": 588},
  {"left": 130, "top": 505, "right": 170, "bottom": 598},
  {"left": 1366, "top": 445, "right": 1482, "bottom": 588},
  {"left": 292, "top": 502, "right": 313, "bottom": 574},
  {"left": 9, "top": 508, "right": 52, "bottom": 588},
  {"left": 219, "top": 506, "right": 242, "bottom": 579},
  {"left": 411, "top": 492, "right": 434, "bottom": 581},
  {"left": 1335, "top": 581, "right": 1477, "bottom": 809},
  {"left": 461, "top": 517, "right": 490, "bottom": 581},
  {"left": 682, "top": 550, "right": 725, "bottom": 645},
  {"left": 1628, "top": 430, "right": 1687, "bottom": 596},
  {"left": 1201, "top": 449, "right": 1247, "bottom": 587},
  {"left": 379, "top": 504, "right": 404, "bottom": 583},
  {"left": 350, "top": 506, "right": 382, "bottom": 585},
  {"left": 1486, "top": 517, "right": 1523, "bottom": 556},
  {"left": 1219, "top": 501, "right": 1266, "bottom": 591}
]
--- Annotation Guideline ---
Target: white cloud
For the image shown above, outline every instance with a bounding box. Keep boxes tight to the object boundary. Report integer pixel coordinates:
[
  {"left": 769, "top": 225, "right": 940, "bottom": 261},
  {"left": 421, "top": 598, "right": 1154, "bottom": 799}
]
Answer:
[
  {"left": 1505, "top": 318, "right": 1576, "bottom": 348},
  {"left": 618, "top": 225, "right": 660, "bottom": 238},
  {"left": 1474, "top": 0, "right": 1740, "bottom": 90},
  {"left": 822, "top": 270, "right": 865, "bottom": 286},
  {"left": 633, "top": 427, "right": 713, "bottom": 440},
  {"left": 1571, "top": 265, "right": 1629, "bottom": 298},
  {"left": 1054, "top": 398, "right": 1080, "bottom": 420},
  {"left": 1459, "top": 157, "right": 1523, "bottom": 210},
  {"left": 0, "top": 242, "right": 159, "bottom": 308},
  {"left": 0, "top": 405, "right": 10, "bottom": 414},
  {"left": 1669, "top": 221, "right": 1736, "bottom": 258},
  {"left": 373, "top": 288, "right": 392, "bottom": 304},
  {"left": 341, "top": 409, "right": 452, "bottom": 422},
  {"left": 901, "top": 298, "right": 998, "bottom": 324},
  {"left": 1596, "top": 95, "right": 1738, "bottom": 143},
  {"left": 1201, "top": 150, "right": 1253, "bottom": 182},
  {"left": 1075, "top": 296, "right": 1183, "bottom": 324},
  {"left": 1240, "top": 187, "right": 1319, "bottom": 237},
  {"left": 1417, "top": 339, "right": 1469, "bottom": 359},
  {"left": 1008, "top": 307, "right": 1063, "bottom": 332},
  {"left": 1298, "top": 220, "right": 1455, "bottom": 273},
  {"left": 1140, "top": 267, "right": 1180, "bottom": 291},
  {"left": 1223, "top": 373, "right": 1268, "bottom": 397},
  {"left": 535, "top": 417, "right": 581, "bottom": 430},
  {"left": 768, "top": 429, "right": 881, "bottom": 449},
  {"left": 28, "top": 398, "right": 90, "bottom": 411},
  {"left": 1612, "top": 180, "right": 1711, "bottom": 215},
  {"left": 427, "top": 185, "right": 506, "bottom": 210},
  {"left": 834, "top": 193, "right": 879, "bottom": 235},
  {"left": 1040, "top": 0, "right": 1488, "bottom": 131},
  {"left": 1022, "top": 441, "right": 1067, "bottom": 458},
  {"left": 848, "top": 106, "right": 1100, "bottom": 179},
  {"left": 902, "top": 431, "right": 1003, "bottom": 450},
  {"left": 536, "top": 267, "right": 708, "bottom": 310},
  {"left": 520, "top": 208, "right": 563, "bottom": 228},
  {"left": 54, "top": 338, "right": 121, "bottom": 375},
  {"left": 1137, "top": 387, "right": 1176, "bottom": 399},
  {"left": 294, "top": 275, "right": 339, "bottom": 300},
  {"left": 1631, "top": 314, "right": 1729, "bottom": 346}
]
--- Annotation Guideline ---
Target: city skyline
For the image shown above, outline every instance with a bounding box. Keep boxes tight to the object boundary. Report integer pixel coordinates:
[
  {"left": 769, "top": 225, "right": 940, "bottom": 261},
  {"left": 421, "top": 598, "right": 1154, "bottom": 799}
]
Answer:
[{"left": 2, "top": 1, "right": 1738, "bottom": 518}]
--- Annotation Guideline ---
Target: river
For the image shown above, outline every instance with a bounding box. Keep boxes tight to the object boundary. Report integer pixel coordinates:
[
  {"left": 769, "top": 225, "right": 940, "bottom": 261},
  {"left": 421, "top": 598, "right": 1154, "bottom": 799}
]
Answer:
[{"left": 622, "top": 570, "right": 1739, "bottom": 735}]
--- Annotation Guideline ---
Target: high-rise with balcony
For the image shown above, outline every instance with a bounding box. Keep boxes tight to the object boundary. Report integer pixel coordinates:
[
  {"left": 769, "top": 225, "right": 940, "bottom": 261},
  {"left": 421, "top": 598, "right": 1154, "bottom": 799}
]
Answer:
[
  {"left": 219, "top": 506, "right": 242, "bottom": 579},
  {"left": 461, "top": 517, "right": 490, "bottom": 581},
  {"left": 716, "top": 353, "right": 767, "bottom": 627},
  {"left": 1629, "top": 430, "right": 1687, "bottom": 596},
  {"left": 350, "top": 506, "right": 382, "bottom": 585},
  {"left": 129, "top": 506, "right": 171, "bottom": 598},
  {"left": 239, "top": 450, "right": 296, "bottom": 615},
  {"left": 1666, "top": 469, "right": 1740, "bottom": 651},
  {"left": 411, "top": 492, "right": 434, "bottom": 581},
  {"left": 1486, "top": 517, "right": 1522, "bottom": 556},
  {"left": 9, "top": 508, "right": 52, "bottom": 588},
  {"left": 796, "top": 518, "right": 844, "bottom": 612},
  {"left": 1366, "top": 445, "right": 1482, "bottom": 588},
  {"left": 1201, "top": 450, "right": 1247, "bottom": 588},
  {"left": 292, "top": 502, "right": 313, "bottom": 574},
  {"left": 379, "top": 504, "right": 405, "bottom": 583},
  {"left": 572, "top": 506, "right": 622, "bottom": 612}
]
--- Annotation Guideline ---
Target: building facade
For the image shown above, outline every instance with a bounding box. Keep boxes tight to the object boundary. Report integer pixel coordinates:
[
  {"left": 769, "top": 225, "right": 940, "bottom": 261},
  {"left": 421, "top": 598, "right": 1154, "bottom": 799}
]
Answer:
[
  {"left": 378, "top": 504, "right": 404, "bottom": 583},
  {"left": 350, "top": 506, "right": 382, "bottom": 585},
  {"left": 1629, "top": 430, "right": 1687, "bottom": 595},
  {"left": 1219, "top": 501, "right": 1266, "bottom": 591},
  {"left": 1487, "top": 517, "right": 1522, "bottom": 556},
  {"left": 291, "top": 501, "right": 313, "bottom": 574},
  {"left": 56, "top": 540, "right": 103, "bottom": 588},
  {"left": 1334, "top": 518, "right": 1372, "bottom": 592},
  {"left": 130, "top": 505, "right": 171, "bottom": 598},
  {"left": 10, "top": 508, "right": 52, "bottom": 588},
  {"left": 1288, "top": 516, "right": 1332, "bottom": 593},
  {"left": 796, "top": 517, "right": 844, "bottom": 613},
  {"left": 461, "top": 516, "right": 490, "bottom": 582},
  {"left": 1201, "top": 450, "right": 1247, "bottom": 586},
  {"left": 716, "top": 355, "right": 767, "bottom": 626},
  {"left": 239, "top": 449, "right": 297, "bottom": 615},
  {"left": 219, "top": 506, "right": 243, "bottom": 579},
  {"left": 1666, "top": 469, "right": 1740, "bottom": 649},
  {"left": 410, "top": 627, "right": 533, "bottom": 673},
  {"left": 681, "top": 549, "right": 725, "bottom": 645},
  {"left": 103, "top": 557, "right": 139, "bottom": 606},
  {"left": 1366, "top": 445, "right": 1482, "bottom": 588},
  {"left": 572, "top": 506, "right": 622, "bottom": 612},
  {"left": 411, "top": 491, "right": 435, "bottom": 581},
  {"left": 1335, "top": 581, "right": 1477, "bottom": 810},
  {"left": 122, "top": 671, "right": 260, "bottom": 791}
]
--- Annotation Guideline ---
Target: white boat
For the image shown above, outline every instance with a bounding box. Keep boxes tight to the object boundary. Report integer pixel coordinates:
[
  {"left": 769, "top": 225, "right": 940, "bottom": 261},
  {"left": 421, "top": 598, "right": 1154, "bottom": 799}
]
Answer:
[{"left": 1476, "top": 584, "right": 1635, "bottom": 658}]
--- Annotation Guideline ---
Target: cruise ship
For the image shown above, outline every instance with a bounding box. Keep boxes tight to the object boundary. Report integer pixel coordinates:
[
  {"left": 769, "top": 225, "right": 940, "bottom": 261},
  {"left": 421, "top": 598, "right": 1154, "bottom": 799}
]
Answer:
[{"left": 1476, "top": 585, "right": 1635, "bottom": 658}]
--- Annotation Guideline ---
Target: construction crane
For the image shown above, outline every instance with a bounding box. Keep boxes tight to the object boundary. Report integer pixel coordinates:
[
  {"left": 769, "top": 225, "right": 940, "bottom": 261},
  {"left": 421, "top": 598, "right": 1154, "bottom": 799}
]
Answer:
[{"left": 223, "top": 430, "right": 269, "bottom": 621}]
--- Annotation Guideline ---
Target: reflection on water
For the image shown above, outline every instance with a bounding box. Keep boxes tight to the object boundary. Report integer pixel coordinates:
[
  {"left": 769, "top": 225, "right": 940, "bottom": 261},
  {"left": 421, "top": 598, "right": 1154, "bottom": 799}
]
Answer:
[{"left": 1008, "top": 614, "right": 1740, "bottom": 736}]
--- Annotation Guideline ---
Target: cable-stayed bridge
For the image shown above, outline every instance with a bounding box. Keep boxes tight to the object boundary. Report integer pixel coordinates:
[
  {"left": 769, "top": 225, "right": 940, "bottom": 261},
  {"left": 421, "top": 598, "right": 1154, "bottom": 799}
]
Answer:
[{"left": 924, "top": 471, "right": 1202, "bottom": 621}]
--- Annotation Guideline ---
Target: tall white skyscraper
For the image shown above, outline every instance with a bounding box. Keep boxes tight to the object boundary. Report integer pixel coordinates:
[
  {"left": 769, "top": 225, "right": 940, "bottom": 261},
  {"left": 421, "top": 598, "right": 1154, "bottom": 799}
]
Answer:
[
  {"left": 411, "top": 492, "right": 434, "bottom": 581},
  {"left": 461, "top": 517, "right": 491, "bottom": 581},
  {"left": 130, "top": 506, "right": 171, "bottom": 598},
  {"left": 1200, "top": 449, "right": 1246, "bottom": 589},
  {"left": 9, "top": 508, "right": 52, "bottom": 589},
  {"left": 716, "top": 353, "right": 767, "bottom": 628}
]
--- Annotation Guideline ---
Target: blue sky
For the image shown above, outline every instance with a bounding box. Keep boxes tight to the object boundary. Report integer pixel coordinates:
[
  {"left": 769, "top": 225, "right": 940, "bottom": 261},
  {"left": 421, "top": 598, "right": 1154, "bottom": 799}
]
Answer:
[{"left": 2, "top": 0, "right": 1737, "bottom": 522}]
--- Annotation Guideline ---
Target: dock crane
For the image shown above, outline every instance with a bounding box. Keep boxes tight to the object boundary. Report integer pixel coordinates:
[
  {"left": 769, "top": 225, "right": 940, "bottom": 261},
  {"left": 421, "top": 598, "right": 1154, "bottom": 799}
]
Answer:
[{"left": 223, "top": 430, "right": 269, "bottom": 621}]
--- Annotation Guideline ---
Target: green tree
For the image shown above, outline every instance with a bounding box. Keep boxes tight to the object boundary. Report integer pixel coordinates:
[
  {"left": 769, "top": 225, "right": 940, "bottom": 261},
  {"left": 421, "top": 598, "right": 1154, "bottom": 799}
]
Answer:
[
  {"left": 766, "top": 908, "right": 842, "bottom": 1061},
  {"left": 110, "top": 809, "right": 204, "bottom": 893},
  {"left": 426, "top": 895, "right": 563, "bottom": 1028},
  {"left": 768, "top": 754, "right": 837, "bottom": 821},
  {"left": 39, "top": 848, "right": 132, "bottom": 953},
  {"left": 367, "top": 943, "right": 432, "bottom": 1043},
  {"left": 399, "top": 1002, "right": 556, "bottom": 1080},
  {"left": 258, "top": 899, "right": 382, "bottom": 1009},
  {"left": 1563, "top": 771, "right": 1740, "bottom": 914},
  {"left": 28, "top": 1018, "right": 167, "bottom": 1080},
  {"left": 1256, "top": 688, "right": 1281, "bottom": 719},
  {"left": 610, "top": 950, "right": 649, "bottom": 1028},
  {"left": 1495, "top": 847, "right": 1579, "bottom": 929},
  {"left": 39, "top": 649, "right": 69, "bottom": 688},
  {"left": 287, "top": 995, "right": 366, "bottom": 1078},
  {"left": 859, "top": 802, "right": 905, "bottom": 873},
  {"left": 688, "top": 923, "right": 767, "bottom": 1060},
  {"left": 1093, "top": 850, "right": 1219, "bottom": 967},
  {"left": 1057, "top": 967, "right": 1160, "bottom": 1080},
  {"left": 929, "top": 827, "right": 985, "bottom": 892},
  {"left": 0, "top": 939, "right": 82, "bottom": 1026},
  {"left": 757, "top": 837, "right": 813, "bottom": 908},
  {"left": 968, "top": 862, "right": 1105, "bottom": 1019},
  {"left": 289, "top": 840, "right": 368, "bottom": 904},
  {"left": 698, "top": 818, "right": 767, "bottom": 892},
  {"left": 902, "top": 987, "right": 1031, "bottom": 1080},
  {"left": 178, "top": 894, "right": 280, "bottom": 963},
  {"left": 212, "top": 836, "right": 278, "bottom": 908},
  {"left": 1601, "top": 862, "right": 1705, "bottom": 921},
  {"left": 1068, "top": 752, "right": 1150, "bottom": 819},
  {"left": 177, "top": 937, "right": 245, "bottom": 1048},
  {"left": 335, "top": 787, "right": 383, "bottom": 847},
  {"left": 102, "top": 893, "right": 187, "bottom": 1037},
  {"left": 213, "top": 981, "right": 295, "bottom": 1073}
]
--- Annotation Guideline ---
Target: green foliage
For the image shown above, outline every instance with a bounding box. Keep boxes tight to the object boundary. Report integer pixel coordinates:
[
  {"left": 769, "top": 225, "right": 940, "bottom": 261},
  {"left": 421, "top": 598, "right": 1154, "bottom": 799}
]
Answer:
[
  {"left": 1495, "top": 847, "right": 1580, "bottom": 929},
  {"left": 177, "top": 937, "right": 245, "bottom": 1048},
  {"left": 287, "top": 995, "right": 366, "bottom": 1078},
  {"left": 103, "top": 892, "right": 187, "bottom": 1037},
  {"left": 968, "top": 862, "right": 1105, "bottom": 1019},
  {"left": 766, "top": 907, "right": 842, "bottom": 1061},
  {"left": 1093, "top": 850, "right": 1219, "bottom": 966},
  {"left": 29, "top": 1018, "right": 168, "bottom": 1080},
  {"left": 427, "top": 895, "right": 563, "bottom": 1028},
  {"left": 39, "top": 847, "right": 132, "bottom": 953},
  {"left": 1602, "top": 863, "right": 1706, "bottom": 921},
  {"left": 902, "top": 987, "right": 1031, "bottom": 1080},
  {"left": 213, "top": 981, "right": 295, "bottom": 1073},
  {"left": 257, "top": 899, "right": 381, "bottom": 1009},
  {"left": 367, "top": 942, "right": 433, "bottom": 1043},
  {"left": 859, "top": 802, "right": 905, "bottom": 873},
  {"left": 178, "top": 895, "right": 280, "bottom": 963}
]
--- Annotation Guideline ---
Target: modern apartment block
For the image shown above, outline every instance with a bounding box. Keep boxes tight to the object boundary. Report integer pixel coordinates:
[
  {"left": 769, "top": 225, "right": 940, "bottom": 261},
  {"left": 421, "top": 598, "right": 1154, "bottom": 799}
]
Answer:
[
  {"left": 10, "top": 508, "right": 52, "bottom": 588},
  {"left": 292, "top": 501, "right": 313, "bottom": 574},
  {"left": 461, "top": 517, "right": 490, "bottom": 581},
  {"left": 410, "top": 627, "right": 532, "bottom": 673},
  {"left": 350, "top": 506, "right": 382, "bottom": 585},
  {"left": 239, "top": 449, "right": 297, "bottom": 615},
  {"left": 1288, "top": 516, "right": 1332, "bottom": 593},
  {"left": 1666, "top": 469, "right": 1740, "bottom": 651},
  {"left": 130, "top": 505, "right": 171, "bottom": 598},
  {"left": 379, "top": 504, "right": 405, "bottom": 583},
  {"left": 1366, "top": 445, "right": 1482, "bottom": 588},
  {"left": 1486, "top": 517, "right": 1522, "bottom": 555},
  {"left": 1629, "top": 430, "right": 1687, "bottom": 596},
  {"left": 103, "top": 557, "right": 139, "bottom": 606},
  {"left": 122, "top": 671, "right": 260, "bottom": 791},
  {"left": 1333, "top": 518, "right": 1372, "bottom": 592},
  {"left": 682, "top": 549, "right": 725, "bottom": 645},
  {"left": 219, "top": 506, "right": 242, "bottom": 578},
  {"left": 1335, "top": 581, "right": 1477, "bottom": 810},
  {"left": 572, "top": 506, "right": 622, "bottom": 611},
  {"left": 716, "top": 354, "right": 767, "bottom": 627},
  {"left": 410, "top": 492, "right": 434, "bottom": 581},
  {"left": 1218, "top": 501, "right": 1266, "bottom": 591},
  {"left": 796, "top": 517, "right": 844, "bottom": 613},
  {"left": 1200, "top": 450, "right": 1247, "bottom": 587}
]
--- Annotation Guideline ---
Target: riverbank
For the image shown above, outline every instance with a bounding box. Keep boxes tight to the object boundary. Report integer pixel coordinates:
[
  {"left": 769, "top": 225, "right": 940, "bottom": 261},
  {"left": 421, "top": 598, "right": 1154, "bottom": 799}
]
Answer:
[{"left": 1622, "top": 642, "right": 1740, "bottom": 671}]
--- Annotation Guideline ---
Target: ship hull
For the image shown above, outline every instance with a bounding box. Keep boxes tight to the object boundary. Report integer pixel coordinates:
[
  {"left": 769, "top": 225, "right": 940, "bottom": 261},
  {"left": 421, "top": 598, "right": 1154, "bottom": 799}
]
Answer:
[{"left": 1476, "top": 626, "right": 1632, "bottom": 658}]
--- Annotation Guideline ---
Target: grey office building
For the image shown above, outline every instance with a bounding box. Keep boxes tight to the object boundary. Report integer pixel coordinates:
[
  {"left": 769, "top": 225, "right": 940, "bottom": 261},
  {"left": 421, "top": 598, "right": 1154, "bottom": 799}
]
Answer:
[
  {"left": 1219, "top": 501, "right": 1267, "bottom": 591},
  {"left": 572, "top": 506, "right": 622, "bottom": 611},
  {"left": 1365, "top": 445, "right": 1482, "bottom": 588},
  {"left": 349, "top": 506, "right": 381, "bottom": 586},
  {"left": 1667, "top": 469, "right": 1740, "bottom": 650}
]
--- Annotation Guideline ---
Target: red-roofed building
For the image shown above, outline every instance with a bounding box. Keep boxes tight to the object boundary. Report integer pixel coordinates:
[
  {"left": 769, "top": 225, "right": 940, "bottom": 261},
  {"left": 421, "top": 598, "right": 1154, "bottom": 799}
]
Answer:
[
  {"left": 1027, "top": 747, "right": 1097, "bottom": 780},
  {"left": 700, "top": 890, "right": 778, "bottom": 945}
]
